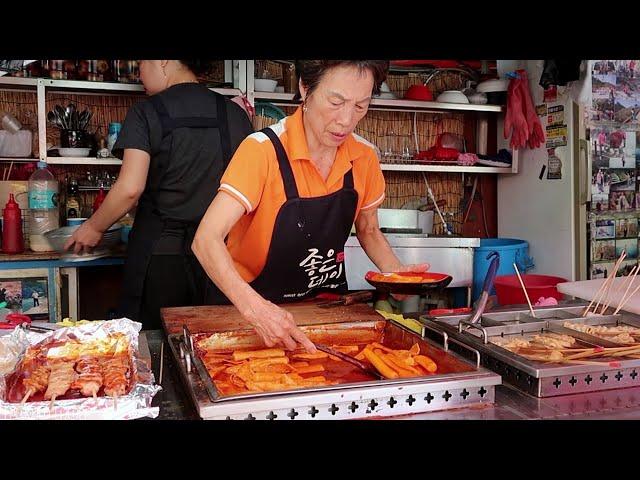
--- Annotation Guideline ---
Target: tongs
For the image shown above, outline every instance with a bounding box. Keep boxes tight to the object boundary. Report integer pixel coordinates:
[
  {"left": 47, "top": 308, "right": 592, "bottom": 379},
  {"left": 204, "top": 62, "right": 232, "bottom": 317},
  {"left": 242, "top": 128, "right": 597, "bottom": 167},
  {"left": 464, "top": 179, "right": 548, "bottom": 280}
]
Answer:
[
  {"left": 314, "top": 343, "right": 383, "bottom": 380},
  {"left": 468, "top": 251, "right": 500, "bottom": 325}
]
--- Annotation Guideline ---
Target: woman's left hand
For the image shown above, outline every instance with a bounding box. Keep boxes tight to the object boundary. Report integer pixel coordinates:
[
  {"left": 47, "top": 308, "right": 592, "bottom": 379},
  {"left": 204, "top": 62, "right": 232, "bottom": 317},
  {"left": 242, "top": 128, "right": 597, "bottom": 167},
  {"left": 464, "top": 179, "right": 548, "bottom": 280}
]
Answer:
[
  {"left": 63, "top": 221, "right": 104, "bottom": 254},
  {"left": 396, "top": 262, "right": 430, "bottom": 273}
]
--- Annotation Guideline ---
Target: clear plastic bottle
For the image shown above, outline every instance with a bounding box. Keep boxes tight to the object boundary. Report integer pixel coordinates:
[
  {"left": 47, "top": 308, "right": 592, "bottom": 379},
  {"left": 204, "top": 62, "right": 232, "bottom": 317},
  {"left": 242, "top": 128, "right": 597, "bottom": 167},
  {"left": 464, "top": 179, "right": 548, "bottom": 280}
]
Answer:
[{"left": 28, "top": 162, "right": 59, "bottom": 251}]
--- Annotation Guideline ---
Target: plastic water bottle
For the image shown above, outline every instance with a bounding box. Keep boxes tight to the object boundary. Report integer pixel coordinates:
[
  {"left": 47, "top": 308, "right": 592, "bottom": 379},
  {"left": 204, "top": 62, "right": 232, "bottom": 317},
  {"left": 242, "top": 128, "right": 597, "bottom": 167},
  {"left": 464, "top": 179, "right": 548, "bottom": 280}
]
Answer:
[{"left": 28, "top": 162, "right": 59, "bottom": 252}]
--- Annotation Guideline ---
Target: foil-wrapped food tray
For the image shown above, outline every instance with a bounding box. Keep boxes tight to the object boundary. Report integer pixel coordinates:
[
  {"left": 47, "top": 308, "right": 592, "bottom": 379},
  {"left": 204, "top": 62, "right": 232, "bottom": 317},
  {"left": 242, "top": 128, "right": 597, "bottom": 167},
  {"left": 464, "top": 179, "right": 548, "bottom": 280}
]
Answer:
[{"left": 0, "top": 319, "right": 161, "bottom": 420}]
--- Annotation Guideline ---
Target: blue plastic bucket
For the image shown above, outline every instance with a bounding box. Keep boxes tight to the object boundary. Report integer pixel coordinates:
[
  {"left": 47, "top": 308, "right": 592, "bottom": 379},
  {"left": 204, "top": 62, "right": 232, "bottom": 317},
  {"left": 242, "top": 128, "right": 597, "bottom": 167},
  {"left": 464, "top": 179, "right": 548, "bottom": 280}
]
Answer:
[{"left": 472, "top": 238, "right": 534, "bottom": 302}]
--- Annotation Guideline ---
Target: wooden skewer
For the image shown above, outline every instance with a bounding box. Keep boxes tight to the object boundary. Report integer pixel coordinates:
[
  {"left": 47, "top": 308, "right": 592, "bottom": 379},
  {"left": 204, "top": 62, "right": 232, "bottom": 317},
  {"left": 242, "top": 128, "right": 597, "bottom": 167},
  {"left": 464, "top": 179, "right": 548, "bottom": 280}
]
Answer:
[
  {"left": 21, "top": 388, "right": 34, "bottom": 405},
  {"left": 593, "top": 251, "right": 626, "bottom": 314},
  {"left": 582, "top": 277, "right": 613, "bottom": 316},
  {"left": 601, "top": 266, "right": 637, "bottom": 314},
  {"left": 613, "top": 277, "right": 640, "bottom": 315},
  {"left": 603, "top": 264, "right": 638, "bottom": 314},
  {"left": 513, "top": 263, "right": 536, "bottom": 317},
  {"left": 554, "top": 359, "right": 615, "bottom": 366},
  {"left": 49, "top": 396, "right": 56, "bottom": 412},
  {"left": 113, "top": 394, "right": 118, "bottom": 411}
]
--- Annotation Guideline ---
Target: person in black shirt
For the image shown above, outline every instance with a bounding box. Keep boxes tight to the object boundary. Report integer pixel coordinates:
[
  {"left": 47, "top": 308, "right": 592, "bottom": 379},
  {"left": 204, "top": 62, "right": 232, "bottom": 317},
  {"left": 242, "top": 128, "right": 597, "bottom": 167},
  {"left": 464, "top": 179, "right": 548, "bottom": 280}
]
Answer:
[{"left": 65, "top": 60, "right": 253, "bottom": 329}]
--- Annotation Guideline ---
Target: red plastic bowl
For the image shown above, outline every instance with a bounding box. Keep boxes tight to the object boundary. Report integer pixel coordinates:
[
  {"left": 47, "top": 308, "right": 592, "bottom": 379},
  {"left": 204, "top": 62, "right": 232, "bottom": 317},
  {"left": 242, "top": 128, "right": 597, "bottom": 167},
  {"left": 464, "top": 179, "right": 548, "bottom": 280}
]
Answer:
[
  {"left": 404, "top": 84, "right": 433, "bottom": 101},
  {"left": 493, "top": 274, "right": 567, "bottom": 306}
]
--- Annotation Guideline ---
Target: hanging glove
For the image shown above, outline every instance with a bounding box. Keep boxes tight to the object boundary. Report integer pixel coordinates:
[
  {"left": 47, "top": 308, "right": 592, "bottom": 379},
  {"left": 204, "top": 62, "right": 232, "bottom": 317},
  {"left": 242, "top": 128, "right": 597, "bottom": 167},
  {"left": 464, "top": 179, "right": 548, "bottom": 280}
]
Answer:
[
  {"left": 504, "top": 76, "right": 529, "bottom": 149},
  {"left": 517, "top": 69, "right": 545, "bottom": 149}
]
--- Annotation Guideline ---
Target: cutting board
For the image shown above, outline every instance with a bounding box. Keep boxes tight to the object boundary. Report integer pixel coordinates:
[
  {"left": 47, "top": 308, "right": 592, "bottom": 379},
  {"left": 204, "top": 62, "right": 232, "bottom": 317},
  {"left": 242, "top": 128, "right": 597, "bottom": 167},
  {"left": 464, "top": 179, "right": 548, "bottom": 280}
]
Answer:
[
  {"left": 557, "top": 278, "right": 640, "bottom": 315},
  {"left": 161, "top": 301, "right": 385, "bottom": 335}
]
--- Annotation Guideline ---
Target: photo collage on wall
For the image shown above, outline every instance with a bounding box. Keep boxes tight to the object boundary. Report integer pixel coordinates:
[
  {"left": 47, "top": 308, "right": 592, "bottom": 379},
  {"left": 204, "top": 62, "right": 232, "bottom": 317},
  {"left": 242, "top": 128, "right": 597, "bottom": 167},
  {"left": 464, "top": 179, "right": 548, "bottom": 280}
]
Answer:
[
  {"left": 589, "top": 61, "right": 640, "bottom": 279},
  {"left": 0, "top": 278, "right": 49, "bottom": 322}
]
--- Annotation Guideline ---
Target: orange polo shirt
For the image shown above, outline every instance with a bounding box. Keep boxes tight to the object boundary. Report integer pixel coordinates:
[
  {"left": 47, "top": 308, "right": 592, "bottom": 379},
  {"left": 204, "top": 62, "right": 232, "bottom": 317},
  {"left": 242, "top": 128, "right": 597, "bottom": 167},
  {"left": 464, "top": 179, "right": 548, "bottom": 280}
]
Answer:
[{"left": 219, "top": 106, "right": 386, "bottom": 282}]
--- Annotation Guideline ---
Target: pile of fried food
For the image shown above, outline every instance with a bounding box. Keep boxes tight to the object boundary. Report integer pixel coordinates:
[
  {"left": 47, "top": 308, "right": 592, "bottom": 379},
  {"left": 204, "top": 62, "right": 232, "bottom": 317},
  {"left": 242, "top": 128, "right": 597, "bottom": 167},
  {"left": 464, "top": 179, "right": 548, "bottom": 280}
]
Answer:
[
  {"left": 7, "top": 332, "right": 133, "bottom": 405},
  {"left": 369, "top": 273, "right": 434, "bottom": 283},
  {"left": 491, "top": 333, "right": 578, "bottom": 362},
  {"left": 563, "top": 321, "right": 640, "bottom": 345},
  {"left": 196, "top": 340, "right": 438, "bottom": 395}
]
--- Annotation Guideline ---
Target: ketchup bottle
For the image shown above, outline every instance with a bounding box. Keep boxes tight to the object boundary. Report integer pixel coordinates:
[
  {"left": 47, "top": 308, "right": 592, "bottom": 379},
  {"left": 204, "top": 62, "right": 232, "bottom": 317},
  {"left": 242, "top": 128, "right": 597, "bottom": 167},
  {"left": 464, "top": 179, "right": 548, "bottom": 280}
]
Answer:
[
  {"left": 2, "top": 194, "right": 24, "bottom": 254},
  {"left": 92, "top": 188, "right": 107, "bottom": 214}
]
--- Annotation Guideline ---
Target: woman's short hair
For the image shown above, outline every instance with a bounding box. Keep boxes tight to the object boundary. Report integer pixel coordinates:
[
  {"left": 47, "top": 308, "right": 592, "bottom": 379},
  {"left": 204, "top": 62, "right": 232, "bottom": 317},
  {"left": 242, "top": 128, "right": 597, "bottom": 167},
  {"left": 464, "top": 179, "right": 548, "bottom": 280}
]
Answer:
[
  {"left": 178, "top": 60, "right": 213, "bottom": 77},
  {"left": 293, "top": 60, "right": 389, "bottom": 101}
]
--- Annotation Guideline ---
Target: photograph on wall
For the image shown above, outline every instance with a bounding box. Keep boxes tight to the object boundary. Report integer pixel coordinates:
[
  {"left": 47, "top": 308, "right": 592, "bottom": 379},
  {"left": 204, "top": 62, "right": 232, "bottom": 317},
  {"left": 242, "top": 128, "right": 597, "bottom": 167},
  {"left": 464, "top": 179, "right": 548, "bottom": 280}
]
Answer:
[
  {"left": 591, "top": 71, "right": 617, "bottom": 122},
  {"left": 21, "top": 279, "right": 48, "bottom": 318},
  {"left": 614, "top": 80, "right": 640, "bottom": 124},
  {"left": 609, "top": 191, "right": 635, "bottom": 211},
  {"left": 596, "top": 219, "right": 616, "bottom": 239},
  {"left": 591, "top": 261, "right": 615, "bottom": 279},
  {"left": 592, "top": 128, "right": 636, "bottom": 168},
  {"left": 593, "top": 239, "right": 617, "bottom": 261},
  {"left": 616, "top": 218, "right": 638, "bottom": 238},
  {"left": 616, "top": 238, "right": 639, "bottom": 260},
  {"left": 591, "top": 193, "right": 610, "bottom": 212},
  {"left": 609, "top": 169, "right": 635, "bottom": 191},
  {"left": 0, "top": 280, "right": 22, "bottom": 321},
  {"left": 618, "top": 260, "right": 638, "bottom": 276},
  {"left": 592, "top": 167, "right": 611, "bottom": 195}
]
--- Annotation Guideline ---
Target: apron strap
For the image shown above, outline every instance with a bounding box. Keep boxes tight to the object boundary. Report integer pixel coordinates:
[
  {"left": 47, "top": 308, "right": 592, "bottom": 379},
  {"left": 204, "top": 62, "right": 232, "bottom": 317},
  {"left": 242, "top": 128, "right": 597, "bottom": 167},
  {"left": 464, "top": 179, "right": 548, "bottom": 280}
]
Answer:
[
  {"left": 147, "top": 92, "right": 232, "bottom": 217},
  {"left": 343, "top": 168, "right": 354, "bottom": 189},
  {"left": 261, "top": 127, "right": 299, "bottom": 200}
]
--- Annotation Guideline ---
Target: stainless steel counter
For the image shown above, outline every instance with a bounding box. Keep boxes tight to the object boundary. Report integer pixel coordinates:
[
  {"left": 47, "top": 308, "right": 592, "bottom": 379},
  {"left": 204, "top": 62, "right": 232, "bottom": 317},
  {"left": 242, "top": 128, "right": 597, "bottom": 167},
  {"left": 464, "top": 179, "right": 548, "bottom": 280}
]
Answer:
[{"left": 145, "top": 329, "right": 640, "bottom": 420}]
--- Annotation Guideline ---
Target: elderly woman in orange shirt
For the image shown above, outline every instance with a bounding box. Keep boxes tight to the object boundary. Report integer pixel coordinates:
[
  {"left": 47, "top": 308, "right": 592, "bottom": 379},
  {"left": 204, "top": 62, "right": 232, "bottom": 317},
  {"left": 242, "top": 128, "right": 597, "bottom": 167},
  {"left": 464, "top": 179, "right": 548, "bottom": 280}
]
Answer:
[{"left": 193, "top": 60, "right": 429, "bottom": 353}]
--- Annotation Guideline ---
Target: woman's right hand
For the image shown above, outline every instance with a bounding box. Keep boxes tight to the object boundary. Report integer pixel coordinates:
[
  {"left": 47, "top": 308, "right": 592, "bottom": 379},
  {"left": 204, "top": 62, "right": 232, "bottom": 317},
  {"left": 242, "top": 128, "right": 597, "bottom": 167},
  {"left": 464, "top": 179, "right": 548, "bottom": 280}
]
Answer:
[{"left": 242, "top": 298, "right": 317, "bottom": 354}]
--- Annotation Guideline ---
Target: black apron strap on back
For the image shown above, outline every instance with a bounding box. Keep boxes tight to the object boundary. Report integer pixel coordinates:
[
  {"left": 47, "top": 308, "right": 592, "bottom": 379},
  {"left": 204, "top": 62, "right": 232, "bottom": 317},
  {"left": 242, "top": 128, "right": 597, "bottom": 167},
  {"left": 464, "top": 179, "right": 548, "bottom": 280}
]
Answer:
[{"left": 261, "top": 127, "right": 299, "bottom": 200}]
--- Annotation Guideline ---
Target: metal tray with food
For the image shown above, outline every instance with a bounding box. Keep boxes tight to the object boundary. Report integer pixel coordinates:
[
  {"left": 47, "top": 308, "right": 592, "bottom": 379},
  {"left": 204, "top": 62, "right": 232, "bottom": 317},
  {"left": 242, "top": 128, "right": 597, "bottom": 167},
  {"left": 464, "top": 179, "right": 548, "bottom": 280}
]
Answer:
[
  {"left": 419, "top": 305, "right": 640, "bottom": 397},
  {"left": 167, "top": 319, "right": 501, "bottom": 420}
]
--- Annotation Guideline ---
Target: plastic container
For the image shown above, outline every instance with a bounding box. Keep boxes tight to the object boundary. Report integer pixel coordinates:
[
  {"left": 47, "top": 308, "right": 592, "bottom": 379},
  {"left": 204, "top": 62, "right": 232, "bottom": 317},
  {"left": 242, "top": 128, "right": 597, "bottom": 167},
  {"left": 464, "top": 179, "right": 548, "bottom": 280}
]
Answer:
[
  {"left": 0, "top": 130, "right": 32, "bottom": 157},
  {"left": 28, "top": 162, "right": 59, "bottom": 252},
  {"left": 2, "top": 194, "right": 24, "bottom": 254},
  {"left": 494, "top": 274, "right": 567, "bottom": 306},
  {"left": 472, "top": 238, "right": 534, "bottom": 302}
]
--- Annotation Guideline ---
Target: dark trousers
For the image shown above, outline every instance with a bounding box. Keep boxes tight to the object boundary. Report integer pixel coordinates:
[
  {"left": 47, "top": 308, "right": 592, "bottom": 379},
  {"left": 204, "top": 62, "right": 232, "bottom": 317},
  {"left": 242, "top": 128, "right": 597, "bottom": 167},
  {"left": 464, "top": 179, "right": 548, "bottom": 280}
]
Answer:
[{"left": 139, "top": 255, "right": 198, "bottom": 331}]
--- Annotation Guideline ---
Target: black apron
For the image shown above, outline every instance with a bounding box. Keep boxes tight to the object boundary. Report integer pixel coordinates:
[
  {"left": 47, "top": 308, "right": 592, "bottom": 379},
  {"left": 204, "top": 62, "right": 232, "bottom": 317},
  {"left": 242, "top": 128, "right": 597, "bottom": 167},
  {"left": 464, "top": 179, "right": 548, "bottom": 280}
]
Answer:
[
  {"left": 205, "top": 127, "right": 358, "bottom": 304},
  {"left": 119, "top": 93, "right": 231, "bottom": 321}
]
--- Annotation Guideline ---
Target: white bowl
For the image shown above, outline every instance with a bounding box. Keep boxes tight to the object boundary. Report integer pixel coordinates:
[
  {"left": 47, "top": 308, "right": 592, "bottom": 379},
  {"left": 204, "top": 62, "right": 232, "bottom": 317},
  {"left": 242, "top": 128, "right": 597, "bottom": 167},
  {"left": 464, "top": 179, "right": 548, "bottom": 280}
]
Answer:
[
  {"left": 436, "top": 90, "right": 470, "bottom": 104},
  {"left": 58, "top": 147, "right": 91, "bottom": 157},
  {"left": 467, "top": 92, "right": 488, "bottom": 104},
  {"left": 476, "top": 78, "right": 510, "bottom": 93},
  {"left": 254, "top": 79, "right": 278, "bottom": 92}
]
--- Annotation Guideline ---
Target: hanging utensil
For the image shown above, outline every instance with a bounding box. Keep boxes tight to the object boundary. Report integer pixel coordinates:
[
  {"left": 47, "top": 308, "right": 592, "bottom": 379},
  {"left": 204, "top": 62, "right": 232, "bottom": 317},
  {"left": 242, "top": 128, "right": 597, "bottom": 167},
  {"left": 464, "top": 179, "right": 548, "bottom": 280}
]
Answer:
[{"left": 55, "top": 105, "right": 67, "bottom": 129}]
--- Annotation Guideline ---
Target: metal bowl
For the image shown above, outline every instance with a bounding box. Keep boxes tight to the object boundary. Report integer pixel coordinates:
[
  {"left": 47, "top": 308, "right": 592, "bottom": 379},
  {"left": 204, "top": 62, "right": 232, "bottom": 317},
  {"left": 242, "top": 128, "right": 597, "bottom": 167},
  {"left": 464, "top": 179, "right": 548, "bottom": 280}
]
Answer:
[{"left": 44, "top": 224, "right": 121, "bottom": 252}]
